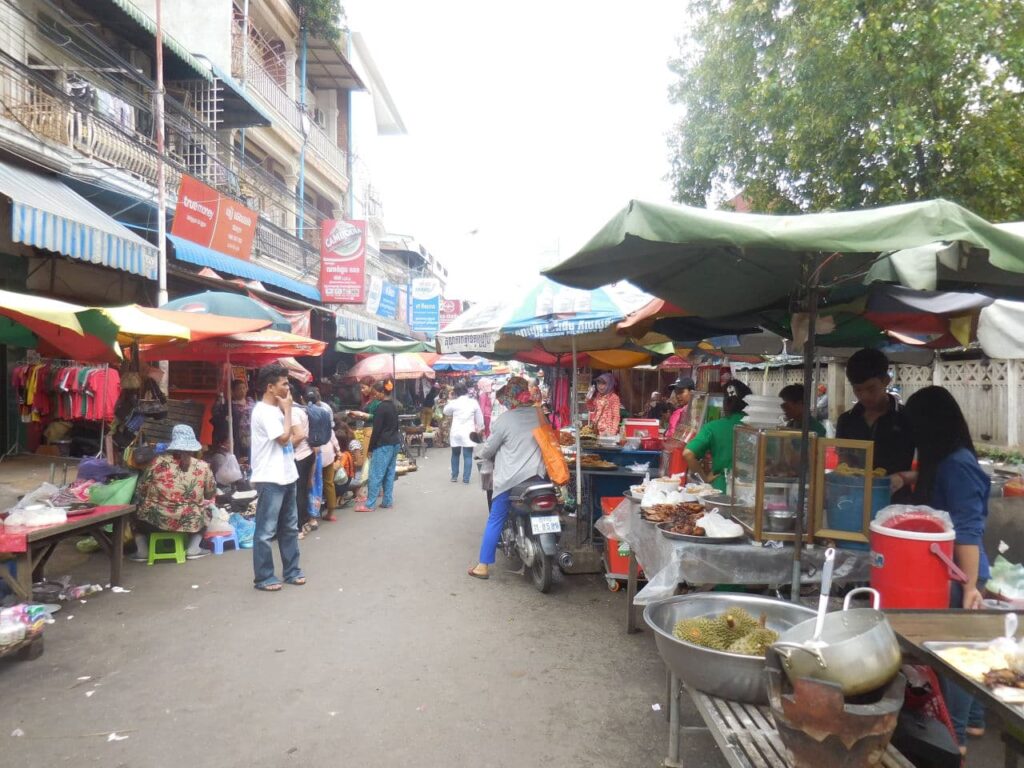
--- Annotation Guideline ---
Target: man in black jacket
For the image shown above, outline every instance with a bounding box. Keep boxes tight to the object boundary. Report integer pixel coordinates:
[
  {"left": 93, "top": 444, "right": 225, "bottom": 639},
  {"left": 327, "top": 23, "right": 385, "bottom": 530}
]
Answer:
[{"left": 835, "top": 349, "right": 915, "bottom": 500}]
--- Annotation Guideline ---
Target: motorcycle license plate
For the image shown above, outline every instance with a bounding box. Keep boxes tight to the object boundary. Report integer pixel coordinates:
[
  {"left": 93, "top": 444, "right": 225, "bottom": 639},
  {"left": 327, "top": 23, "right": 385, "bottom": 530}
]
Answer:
[{"left": 530, "top": 515, "right": 561, "bottom": 535}]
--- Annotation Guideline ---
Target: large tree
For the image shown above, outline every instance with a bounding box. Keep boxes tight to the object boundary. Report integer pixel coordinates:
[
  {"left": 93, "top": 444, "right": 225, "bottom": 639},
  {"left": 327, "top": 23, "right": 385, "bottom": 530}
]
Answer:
[{"left": 669, "top": 0, "right": 1024, "bottom": 219}]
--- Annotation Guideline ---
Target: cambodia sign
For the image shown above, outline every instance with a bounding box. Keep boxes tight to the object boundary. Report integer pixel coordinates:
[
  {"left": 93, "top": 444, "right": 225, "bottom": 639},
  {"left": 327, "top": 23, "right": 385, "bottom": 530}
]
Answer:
[
  {"left": 410, "top": 278, "right": 441, "bottom": 335},
  {"left": 439, "top": 299, "right": 464, "bottom": 329},
  {"left": 320, "top": 219, "right": 366, "bottom": 304},
  {"left": 170, "top": 175, "right": 257, "bottom": 260}
]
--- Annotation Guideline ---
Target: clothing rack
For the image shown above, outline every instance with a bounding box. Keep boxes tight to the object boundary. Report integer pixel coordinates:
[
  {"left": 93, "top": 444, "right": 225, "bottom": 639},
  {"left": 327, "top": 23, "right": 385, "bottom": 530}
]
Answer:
[{"left": 9, "top": 358, "right": 113, "bottom": 459}]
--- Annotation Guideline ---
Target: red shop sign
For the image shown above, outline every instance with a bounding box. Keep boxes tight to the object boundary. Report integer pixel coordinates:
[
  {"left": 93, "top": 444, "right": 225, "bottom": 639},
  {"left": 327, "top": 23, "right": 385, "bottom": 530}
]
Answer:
[{"left": 320, "top": 219, "right": 366, "bottom": 304}]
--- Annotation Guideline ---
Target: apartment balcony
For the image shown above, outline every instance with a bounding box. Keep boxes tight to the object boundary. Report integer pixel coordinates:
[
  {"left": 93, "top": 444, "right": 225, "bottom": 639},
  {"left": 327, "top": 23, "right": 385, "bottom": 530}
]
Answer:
[
  {"left": 0, "top": 59, "right": 323, "bottom": 272},
  {"left": 230, "top": 27, "right": 349, "bottom": 186}
]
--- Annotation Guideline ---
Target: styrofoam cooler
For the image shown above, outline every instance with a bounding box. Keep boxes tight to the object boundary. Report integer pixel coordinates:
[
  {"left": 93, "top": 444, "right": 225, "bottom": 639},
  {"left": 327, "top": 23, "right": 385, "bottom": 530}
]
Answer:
[{"left": 869, "top": 516, "right": 956, "bottom": 609}]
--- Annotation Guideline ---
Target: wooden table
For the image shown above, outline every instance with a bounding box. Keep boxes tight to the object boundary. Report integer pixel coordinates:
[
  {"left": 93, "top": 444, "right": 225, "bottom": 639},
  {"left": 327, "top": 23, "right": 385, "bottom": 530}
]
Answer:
[
  {"left": 664, "top": 672, "right": 913, "bottom": 768},
  {"left": 0, "top": 505, "right": 135, "bottom": 600}
]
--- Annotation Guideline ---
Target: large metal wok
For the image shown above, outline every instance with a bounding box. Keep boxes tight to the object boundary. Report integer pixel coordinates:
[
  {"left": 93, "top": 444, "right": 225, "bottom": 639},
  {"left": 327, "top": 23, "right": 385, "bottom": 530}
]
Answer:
[
  {"left": 644, "top": 593, "right": 816, "bottom": 704},
  {"left": 771, "top": 588, "right": 902, "bottom": 696}
]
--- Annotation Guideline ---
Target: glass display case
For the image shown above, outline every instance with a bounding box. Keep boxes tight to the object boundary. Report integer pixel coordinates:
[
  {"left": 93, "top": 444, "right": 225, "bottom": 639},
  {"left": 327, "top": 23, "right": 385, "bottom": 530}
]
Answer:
[
  {"left": 730, "top": 425, "right": 817, "bottom": 542},
  {"left": 813, "top": 437, "right": 888, "bottom": 547}
]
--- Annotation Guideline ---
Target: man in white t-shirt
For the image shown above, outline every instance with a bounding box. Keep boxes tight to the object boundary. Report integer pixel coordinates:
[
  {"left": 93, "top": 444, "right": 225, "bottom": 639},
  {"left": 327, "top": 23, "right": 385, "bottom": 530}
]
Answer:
[{"left": 250, "top": 362, "right": 304, "bottom": 591}]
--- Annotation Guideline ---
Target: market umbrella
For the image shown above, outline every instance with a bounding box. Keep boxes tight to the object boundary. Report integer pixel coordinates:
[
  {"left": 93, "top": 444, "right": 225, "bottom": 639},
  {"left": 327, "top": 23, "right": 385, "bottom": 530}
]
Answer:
[
  {"left": 279, "top": 356, "right": 313, "bottom": 384},
  {"left": 432, "top": 354, "right": 493, "bottom": 372},
  {"left": 93, "top": 305, "right": 192, "bottom": 346},
  {"left": 0, "top": 288, "right": 122, "bottom": 363},
  {"left": 335, "top": 339, "right": 433, "bottom": 354},
  {"left": 141, "top": 329, "right": 326, "bottom": 365},
  {"left": 135, "top": 307, "right": 270, "bottom": 339},
  {"left": 141, "top": 329, "right": 327, "bottom": 454},
  {"left": 343, "top": 352, "right": 435, "bottom": 381},
  {"left": 161, "top": 291, "right": 292, "bottom": 332},
  {"left": 544, "top": 198, "right": 1024, "bottom": 601},
  {"left": 435, "top": 277, "right": 656, "bottom": 355}
]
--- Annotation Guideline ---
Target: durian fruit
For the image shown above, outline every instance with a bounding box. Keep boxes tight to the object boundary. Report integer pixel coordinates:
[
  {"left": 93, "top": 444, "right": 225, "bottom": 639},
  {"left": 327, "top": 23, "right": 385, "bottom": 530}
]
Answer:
[
  {"left": 726, "top": 627, "right": 780, "bottom": 657},
  {"left": 673, "top": 617, "right": 718, "bottom": 647},
  {"left": 714, "top": 608, "right": 760, "bottom": 645}
]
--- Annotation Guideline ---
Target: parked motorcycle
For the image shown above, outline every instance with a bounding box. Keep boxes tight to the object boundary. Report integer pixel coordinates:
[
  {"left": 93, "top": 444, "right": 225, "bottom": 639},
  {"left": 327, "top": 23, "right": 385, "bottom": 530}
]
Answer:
[{"left": 500, "top": 477, "right": 562, "bottom": 593}]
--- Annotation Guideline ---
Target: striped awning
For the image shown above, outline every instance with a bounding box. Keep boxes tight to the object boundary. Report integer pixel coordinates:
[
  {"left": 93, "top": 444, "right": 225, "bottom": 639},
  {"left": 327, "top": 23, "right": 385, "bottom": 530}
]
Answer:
[{"left": 0, "top": 162, "right": 158, "bottom": 279}]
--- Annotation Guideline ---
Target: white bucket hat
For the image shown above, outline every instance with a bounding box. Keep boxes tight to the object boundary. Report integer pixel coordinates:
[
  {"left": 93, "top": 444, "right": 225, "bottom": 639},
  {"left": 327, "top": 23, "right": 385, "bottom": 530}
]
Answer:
[{"left": 166, "top": 424, "right": 202, "bottom": 453}]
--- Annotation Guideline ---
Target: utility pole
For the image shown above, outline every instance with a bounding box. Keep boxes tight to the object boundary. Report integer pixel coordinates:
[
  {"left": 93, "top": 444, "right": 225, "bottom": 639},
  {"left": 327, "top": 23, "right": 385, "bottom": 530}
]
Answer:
[
  {"left": 155, "top": 0, "right": 168, "bottom": 306},
  {"left": 297, "top": 9, "right": 308, "bottom": 241}
]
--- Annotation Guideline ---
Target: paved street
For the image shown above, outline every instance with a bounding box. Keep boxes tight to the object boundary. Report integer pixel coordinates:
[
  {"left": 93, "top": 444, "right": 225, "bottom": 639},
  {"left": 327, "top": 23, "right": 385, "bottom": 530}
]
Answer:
[{"left": 0, "top": 449, "right": 726, "bottom": 768}]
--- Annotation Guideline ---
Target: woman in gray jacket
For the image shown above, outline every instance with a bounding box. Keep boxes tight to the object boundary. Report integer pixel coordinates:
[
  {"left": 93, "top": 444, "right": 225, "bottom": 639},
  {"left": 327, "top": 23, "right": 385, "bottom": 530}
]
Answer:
[{"left": 468, "top": 377, "right": 547, "bottom": 580}]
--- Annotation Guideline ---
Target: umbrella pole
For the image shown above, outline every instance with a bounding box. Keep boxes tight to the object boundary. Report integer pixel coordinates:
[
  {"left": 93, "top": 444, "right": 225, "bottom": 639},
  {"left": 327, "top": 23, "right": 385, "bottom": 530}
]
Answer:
[
  {"left": 572, "top": 336, "right": 583, "bottom": 544},
  {"left": 791, "top": 259, "right": 820, "bottom": 602},
  {"left": 226, "top": 352, "right": 234, "bottom": 456}
]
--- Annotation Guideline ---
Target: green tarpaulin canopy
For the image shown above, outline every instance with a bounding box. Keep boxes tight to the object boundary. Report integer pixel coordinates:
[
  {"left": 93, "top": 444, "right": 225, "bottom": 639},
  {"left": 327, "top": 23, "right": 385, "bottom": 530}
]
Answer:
[
  {"left": 543, "top": 199, "right": 1024, "bottom": 317},
  {"left": 335, "top": 340, "right": 433, "bottom": 354}
]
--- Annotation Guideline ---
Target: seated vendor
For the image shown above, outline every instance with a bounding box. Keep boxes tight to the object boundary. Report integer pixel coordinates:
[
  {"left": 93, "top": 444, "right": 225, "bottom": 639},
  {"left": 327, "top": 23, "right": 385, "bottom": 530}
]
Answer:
[
  {"left": 130, "top": 424, "right": 216, "bottom": 561},
  {"left": 683, "top": 380, "right": 751, "bottom": 492},
  {"left": 778, "top": 384, "right": 826, "bottom": 437}
]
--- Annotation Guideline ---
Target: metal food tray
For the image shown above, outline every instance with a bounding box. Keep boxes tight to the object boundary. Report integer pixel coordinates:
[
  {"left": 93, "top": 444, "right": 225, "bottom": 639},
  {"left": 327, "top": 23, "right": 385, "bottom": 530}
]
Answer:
[{"left": 656, "top": 522, "right": 746, "bottom": 544}]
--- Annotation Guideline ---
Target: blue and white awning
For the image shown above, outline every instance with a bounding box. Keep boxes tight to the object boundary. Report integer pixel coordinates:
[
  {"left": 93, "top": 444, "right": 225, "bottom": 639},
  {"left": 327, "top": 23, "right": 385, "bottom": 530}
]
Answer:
[{"left": 0, "top": 162, "right": 157, "bottom": 279}]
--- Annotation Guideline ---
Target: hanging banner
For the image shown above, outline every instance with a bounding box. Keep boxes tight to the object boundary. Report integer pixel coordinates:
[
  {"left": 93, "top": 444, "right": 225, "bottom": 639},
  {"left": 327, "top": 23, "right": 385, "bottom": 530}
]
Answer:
[
  {"left": 170, "top": 174, "right": 257, "bottom": 260},
  {"left": 439, "top": 298, "right": 464, "bottom": 329},
  {"left": 378, "top": 282, "right": 399, "bottom": 319},
  {"left": 410, "top": 278, "right": 441, "bottom": 335},
  {"left": 246, "top": 292, "right": 311, "bottom": 337},
  {"left": 320, "top": 219, "right": 366, "bottom": 303},
  {"left": 365, "top": 274, "right": 383, "bottom": 315}
]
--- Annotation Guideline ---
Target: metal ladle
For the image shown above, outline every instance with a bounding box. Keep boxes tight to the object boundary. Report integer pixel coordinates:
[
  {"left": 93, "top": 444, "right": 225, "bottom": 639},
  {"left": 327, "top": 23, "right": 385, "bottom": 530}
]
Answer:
[{"left": 807, "top": 547, "right": 835, "bottom": 649}]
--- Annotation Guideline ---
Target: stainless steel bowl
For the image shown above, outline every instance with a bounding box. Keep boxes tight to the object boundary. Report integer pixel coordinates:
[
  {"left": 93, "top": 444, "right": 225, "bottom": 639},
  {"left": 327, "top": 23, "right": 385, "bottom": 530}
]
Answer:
[
  {"left": 764, "top": 510, "right": 797, "bottom": 532},
  {"left": 644, "top": 593, "right": 817, "bottom": 704}
]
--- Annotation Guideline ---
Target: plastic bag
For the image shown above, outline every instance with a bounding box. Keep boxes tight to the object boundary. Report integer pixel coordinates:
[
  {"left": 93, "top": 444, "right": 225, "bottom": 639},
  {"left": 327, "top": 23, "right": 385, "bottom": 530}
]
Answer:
[
  {"left": 206, "top": 507, "right": 234, "bottom": 535},
  {"left": 87, "top": 475, "right": 138, "bottom": 506},
  {"left": 228, "top": 512, "right": 255, "bottom": 548},
  {"left": 12, "top": 483, "right": 60, "bottom": 510},
  {"left": 874, "top": 504, "right": 953, "bottom": 532},
  {"left": 309, "top": 452, "right": 323, "bottom": 517},
  {"left": 214, "top": 454, "right": 243, "bottom": 485}
]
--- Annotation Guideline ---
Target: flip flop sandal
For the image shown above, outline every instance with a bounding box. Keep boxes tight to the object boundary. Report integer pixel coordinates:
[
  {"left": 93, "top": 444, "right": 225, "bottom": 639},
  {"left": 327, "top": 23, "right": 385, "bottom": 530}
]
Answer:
[
  {"left": 285, "top": 576, "right": 307, "bottom": 586},
  {"left": 254, "top": 582, "right": 283, "bottom": 592},
  {"left": 354, "top": 504, "right": 374, "bottom": 513},
  {"left": 467, "top": 568, "right": 489, "bottom": 580}
]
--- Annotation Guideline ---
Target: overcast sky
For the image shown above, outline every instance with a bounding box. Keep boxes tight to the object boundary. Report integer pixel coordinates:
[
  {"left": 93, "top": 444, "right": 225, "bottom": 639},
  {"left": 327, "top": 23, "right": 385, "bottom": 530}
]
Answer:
[{"left": 344, "top": 0, "right": 687, "bottom": 302}]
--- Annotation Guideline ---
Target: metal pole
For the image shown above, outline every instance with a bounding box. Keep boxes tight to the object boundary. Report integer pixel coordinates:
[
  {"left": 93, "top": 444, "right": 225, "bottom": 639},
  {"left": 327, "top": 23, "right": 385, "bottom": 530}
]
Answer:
[
  {"left": 572, "top": 336, "right": 582, "bottom": 533},
  {"left": 155, "top": 0, "right": 168, "bottom": 307},
  {"left": 296, "top": 23, "right": 308, "bottom": 240},
  {"left": 226, "top": 353, "right": 234, "bottom": 455},
  {"left": 791, "top": 256, "right": 820, "bottom": 602}
]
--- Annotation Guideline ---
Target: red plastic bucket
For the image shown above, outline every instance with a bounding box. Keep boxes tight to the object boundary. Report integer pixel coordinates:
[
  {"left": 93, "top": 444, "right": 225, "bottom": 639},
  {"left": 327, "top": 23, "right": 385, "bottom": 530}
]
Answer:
[{"left": 869, "top": 517, "right": 955, "bottom": 609}]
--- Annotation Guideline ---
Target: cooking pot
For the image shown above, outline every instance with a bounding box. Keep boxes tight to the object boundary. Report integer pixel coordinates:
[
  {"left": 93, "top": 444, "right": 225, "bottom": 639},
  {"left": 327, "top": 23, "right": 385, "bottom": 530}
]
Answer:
[{"left": 770, "top": 588, "right": 902, "bottom": 696}]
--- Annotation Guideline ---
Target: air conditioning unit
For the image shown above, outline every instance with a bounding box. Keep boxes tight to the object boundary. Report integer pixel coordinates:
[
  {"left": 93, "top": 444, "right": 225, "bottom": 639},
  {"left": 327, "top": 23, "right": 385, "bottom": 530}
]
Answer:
[{"left": 313, "top": 108, "right": 326, "bottom": 128}]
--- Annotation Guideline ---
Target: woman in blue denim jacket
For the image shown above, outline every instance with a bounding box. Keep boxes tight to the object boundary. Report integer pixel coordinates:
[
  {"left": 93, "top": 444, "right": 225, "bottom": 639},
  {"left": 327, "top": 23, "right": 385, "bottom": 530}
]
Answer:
[{"left": 898, "top": 386, "right": 990, "bottom": 756}]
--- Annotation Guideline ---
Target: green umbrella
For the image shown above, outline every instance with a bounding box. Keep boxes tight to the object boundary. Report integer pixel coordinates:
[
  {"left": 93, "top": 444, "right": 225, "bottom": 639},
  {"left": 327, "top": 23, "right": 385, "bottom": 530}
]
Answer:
[
  {"left": 161, "top": 292, "right": 291, "bottom": 332},
  {"left": 335, "top": 340, "right": 433, "bottom": 354},
  {"left": 543, "top": 198, "right": 1024, "bottom": 318}
]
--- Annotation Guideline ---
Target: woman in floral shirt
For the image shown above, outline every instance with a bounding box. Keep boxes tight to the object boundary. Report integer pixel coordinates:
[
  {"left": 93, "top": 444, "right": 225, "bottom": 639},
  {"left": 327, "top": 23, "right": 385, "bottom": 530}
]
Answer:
[
  {"left": 585, "top": 373, "right": 622, "bottom": 436},
  {"left": 131, "top": 425, "right": 216, "bottom": 561}
]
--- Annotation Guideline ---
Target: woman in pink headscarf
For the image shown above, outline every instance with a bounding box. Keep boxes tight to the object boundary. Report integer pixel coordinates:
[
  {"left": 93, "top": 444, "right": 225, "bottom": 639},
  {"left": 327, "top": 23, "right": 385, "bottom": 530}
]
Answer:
[
  {"left": 585, "top": 372, "right": 622, "bottom": 436},
  {"left": 477, "top": 378, "right": 494, "bottom": 437}
]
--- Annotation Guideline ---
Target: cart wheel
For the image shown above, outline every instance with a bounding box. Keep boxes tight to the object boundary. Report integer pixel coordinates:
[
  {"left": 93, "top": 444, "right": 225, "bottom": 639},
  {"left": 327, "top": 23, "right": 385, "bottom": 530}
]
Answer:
[{"left": 606, "top": 578, "right": 621, "bottom": 592}]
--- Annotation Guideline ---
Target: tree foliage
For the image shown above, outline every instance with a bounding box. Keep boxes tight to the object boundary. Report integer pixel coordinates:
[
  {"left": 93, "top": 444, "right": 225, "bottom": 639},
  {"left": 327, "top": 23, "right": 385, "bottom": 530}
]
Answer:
[
  {"left": 293, "top": 0, "right": 345, "bottom": 41},
  {"left": 668, "top": 0, "right": 1024, "bottom": 219}
]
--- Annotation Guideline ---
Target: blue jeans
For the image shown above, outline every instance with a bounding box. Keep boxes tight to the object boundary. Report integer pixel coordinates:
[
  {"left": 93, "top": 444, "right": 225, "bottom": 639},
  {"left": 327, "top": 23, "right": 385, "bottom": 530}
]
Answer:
[
  {"left": 364, "top": 443, "right": 398, "bottom": 509},
  {"left": 944, "top": 582, "right": 986, "bottom": 744},
  {"left": 252, "top": 481, "right": 303, "bottom": 587},
  {"left": 451, "top": 446, "right": 473, "bottom": 483},
  {"left": 478, "top": 490, "right": 511, "bottom": 565}
]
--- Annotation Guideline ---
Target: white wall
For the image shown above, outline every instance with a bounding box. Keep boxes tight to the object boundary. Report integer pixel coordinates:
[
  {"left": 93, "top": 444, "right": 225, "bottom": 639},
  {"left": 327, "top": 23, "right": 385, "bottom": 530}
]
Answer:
[{"left": 130, "top": 0, "right": 234, "bottom": 74}]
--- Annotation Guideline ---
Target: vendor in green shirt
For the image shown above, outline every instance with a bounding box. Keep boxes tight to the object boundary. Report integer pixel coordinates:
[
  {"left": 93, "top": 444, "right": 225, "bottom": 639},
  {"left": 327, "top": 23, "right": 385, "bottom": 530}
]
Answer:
[
  {"left": 684, "top": 380, "right": 752, "bottom": 492},
  {"left": 779, "top": 384, "right": 826, "bottom": 437}
]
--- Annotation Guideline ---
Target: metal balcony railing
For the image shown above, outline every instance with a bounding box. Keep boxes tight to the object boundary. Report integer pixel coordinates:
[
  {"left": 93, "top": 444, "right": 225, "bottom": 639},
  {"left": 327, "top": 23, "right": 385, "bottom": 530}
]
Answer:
[{"left": 230, "top": 25, "right": 348, "bottom": 180}]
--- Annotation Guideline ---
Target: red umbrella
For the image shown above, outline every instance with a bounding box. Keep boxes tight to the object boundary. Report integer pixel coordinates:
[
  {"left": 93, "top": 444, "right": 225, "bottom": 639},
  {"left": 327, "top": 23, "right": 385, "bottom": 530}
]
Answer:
[
  {"left": 344, "top": 352, "right": 435, "bottom": 381},
  {"left": 141, "top": 329, "right": 326, "bottom": 366}
]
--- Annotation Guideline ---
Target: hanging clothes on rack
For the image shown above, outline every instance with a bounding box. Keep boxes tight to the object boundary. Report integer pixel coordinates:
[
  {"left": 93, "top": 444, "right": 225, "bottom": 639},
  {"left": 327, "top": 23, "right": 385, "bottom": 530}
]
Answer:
[{"left": 11, "top": 361, "right": 120, "bottom": 423}]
